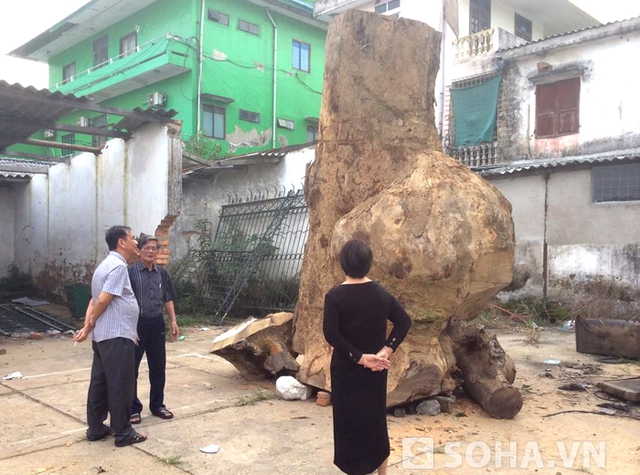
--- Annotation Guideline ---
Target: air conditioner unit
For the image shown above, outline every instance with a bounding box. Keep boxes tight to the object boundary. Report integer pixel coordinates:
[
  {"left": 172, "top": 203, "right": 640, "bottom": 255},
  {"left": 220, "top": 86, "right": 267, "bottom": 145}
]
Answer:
[
  {"left": 44, "top": 129, "right": 56, "bottom": 139},
  {"left": 149, "top": 92, "right": 167, "bottom": 107},
  {"left": 77, "top": 116, "right": 90, "bottom": 127}
]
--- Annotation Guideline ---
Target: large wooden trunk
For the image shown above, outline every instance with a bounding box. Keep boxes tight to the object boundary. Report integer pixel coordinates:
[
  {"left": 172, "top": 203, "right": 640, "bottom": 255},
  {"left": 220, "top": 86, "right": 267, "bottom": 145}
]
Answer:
[{"left": 293, "top": 10, "right": 519, "bottom": 415}]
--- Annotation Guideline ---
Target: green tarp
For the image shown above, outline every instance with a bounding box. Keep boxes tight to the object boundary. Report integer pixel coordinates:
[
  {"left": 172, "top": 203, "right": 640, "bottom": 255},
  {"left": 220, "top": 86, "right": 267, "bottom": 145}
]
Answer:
[{"left": 450, "top": 75, "right": 502, "bottom": 146}]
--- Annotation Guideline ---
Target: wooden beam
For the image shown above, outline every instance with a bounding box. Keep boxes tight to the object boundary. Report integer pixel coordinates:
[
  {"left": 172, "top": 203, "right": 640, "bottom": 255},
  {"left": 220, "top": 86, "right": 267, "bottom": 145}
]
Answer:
[
  {"left": 0, "top": 115, "right": 131, "bottom": 139},
  {"left": 49, "top": 123, "right": 131, "bottom": 139},
  {"left": 22, "top": 138, "right": 102, "bottom": 154}
]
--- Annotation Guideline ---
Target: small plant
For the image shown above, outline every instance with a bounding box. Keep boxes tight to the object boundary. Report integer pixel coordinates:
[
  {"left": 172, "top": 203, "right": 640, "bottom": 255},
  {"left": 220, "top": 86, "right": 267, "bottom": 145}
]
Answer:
[
  {"left": 161, "top": 455, "right": 183, "bottom": 466},
  {"left": 236, "top": 389, "right": 275, "bottom": 406},
  {"left": 184, "top": 131, "right": 223, "bottom": 161}
]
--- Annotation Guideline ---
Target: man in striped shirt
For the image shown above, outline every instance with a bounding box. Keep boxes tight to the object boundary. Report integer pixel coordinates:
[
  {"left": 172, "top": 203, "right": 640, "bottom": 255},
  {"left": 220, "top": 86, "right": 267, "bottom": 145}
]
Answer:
[
  {"left": 128, "top": 234, "right": 178, "bottom": 424},
  {"left": 74, "top": 226, "right": 147, "bottom": 447}
]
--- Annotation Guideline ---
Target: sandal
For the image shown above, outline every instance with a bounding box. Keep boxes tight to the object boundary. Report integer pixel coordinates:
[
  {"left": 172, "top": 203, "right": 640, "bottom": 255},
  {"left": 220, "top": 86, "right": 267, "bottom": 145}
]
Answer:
[
  {"left": 115, "top": 431, "right": 147, "bottom": 447},
  {"left": 152, "top": 406, "right": 174, "bottom": 420},
  {"left": 129, "top": 413, "right": 141, "bottom": 424}
]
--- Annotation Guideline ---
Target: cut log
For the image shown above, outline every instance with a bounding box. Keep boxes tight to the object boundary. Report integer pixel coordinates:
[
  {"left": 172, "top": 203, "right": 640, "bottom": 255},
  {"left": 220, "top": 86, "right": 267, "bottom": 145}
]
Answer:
[
  {"left": 211, "top": 312, "right": 299, "bottom": 380},
  {"left": 445, "top": 317, "right": 522, "bottom": 419}
]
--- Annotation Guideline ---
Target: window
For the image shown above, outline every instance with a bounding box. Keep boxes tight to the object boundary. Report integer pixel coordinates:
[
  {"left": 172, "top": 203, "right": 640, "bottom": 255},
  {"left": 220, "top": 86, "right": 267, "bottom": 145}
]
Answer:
[
  {"left": 238, "top": 19, "right": 259, "bottom": 36},
  {"left": 239, "top": 110, "right": 260, "bottom": 123},
  {"left": 592, "top": 164, "right": 640, "bottom": 202},
  {"left": 535, "top": 77, "right": 580, "bottom": 138},
  {"left": 62, "top": 62, "right": 76, "bottom": 84},
  {"left": 278, "top": 118, "right": 295, "bottom": 130},
  {"left": 203, "top": 105, "right": 226, "bottom": 139},
  {"left": 61, "top": 133, "right": 75, "bottom": 156},
  {"left": 470, "top": 0, "right": 491, "bottom": 34},
  {"left": 93, "top": 35, "right": 109, "bottom": 69},
  {"left": 306, "top": 125, "right": 318, "bottom": 142},
  {"left": 119, "top": 32, "right": 137, "bottom": 57},
  {"left": 292, "top": 40, "right": 310, "bottom": 72},
  {"left": 374, "top": 0, "right": 400, "bottom": 13},
  {"left": 209, "top": 10, "right": 229, "bottom": 25},
  {"left": 92, "top": 114, "right": 108, "bottom": 148},
  {"left": 514, "top": 13, "right": 532, "bottom": 42}
]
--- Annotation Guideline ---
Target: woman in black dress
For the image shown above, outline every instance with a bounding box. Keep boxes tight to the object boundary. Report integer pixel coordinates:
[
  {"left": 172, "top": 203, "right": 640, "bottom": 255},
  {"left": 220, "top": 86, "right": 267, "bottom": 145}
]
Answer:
[{"left": 323, "top": 239, "right": 412, "bottom": 475}]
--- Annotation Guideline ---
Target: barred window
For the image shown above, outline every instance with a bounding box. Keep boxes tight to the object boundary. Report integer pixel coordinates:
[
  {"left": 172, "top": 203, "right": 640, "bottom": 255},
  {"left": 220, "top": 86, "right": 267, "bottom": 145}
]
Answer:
[{"left": 592, "top": 163, "right": 640, "bottom": 202}]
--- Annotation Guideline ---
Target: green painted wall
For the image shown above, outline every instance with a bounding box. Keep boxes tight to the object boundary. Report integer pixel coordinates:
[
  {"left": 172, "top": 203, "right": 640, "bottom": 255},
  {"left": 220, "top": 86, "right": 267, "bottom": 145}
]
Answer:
[
  {"left": 10, "top": 0, "right": 326, "bottom": 159},
  {"left": 199, "top": 0, "right": 325, "bottom": 155}
]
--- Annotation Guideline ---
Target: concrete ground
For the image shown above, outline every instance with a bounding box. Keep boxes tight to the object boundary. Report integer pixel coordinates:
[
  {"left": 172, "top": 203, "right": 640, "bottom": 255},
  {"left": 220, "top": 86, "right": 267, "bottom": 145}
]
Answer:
[
  {"left": 2, "top": 309, "right": 640, "bottom": 475},
  {"left": 0, "top": 321, "right": 352, "bottom": 475}
]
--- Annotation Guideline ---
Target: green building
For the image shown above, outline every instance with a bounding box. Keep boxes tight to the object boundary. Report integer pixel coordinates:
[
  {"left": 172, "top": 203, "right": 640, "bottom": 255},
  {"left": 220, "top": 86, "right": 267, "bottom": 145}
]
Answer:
[{"left": 10, "top": 0, "right": 326, "bottom": 158}]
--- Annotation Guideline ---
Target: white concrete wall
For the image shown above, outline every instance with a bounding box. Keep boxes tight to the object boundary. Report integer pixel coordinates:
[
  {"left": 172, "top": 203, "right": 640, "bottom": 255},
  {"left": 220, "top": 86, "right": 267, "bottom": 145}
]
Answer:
[
  {"left": 489, "top": 165, "right": 640, "bottom": 299},
  {"left": 12, "top": 123, "right": 173, "bottom": 295},
  {"left": 0, "top": 186, "right": 16, "bottom": 277},
  {"left": 172, "top": 146, "right": 314, "bottom": 260}
]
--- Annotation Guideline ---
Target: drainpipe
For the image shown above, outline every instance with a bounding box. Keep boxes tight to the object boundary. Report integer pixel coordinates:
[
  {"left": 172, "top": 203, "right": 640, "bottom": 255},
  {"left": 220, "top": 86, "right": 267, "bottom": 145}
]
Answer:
[
  {"left": 542, "top": 171, "right": 550, "bottom": 297},
  {"left": 266, "top": 8, "right": 277, "bottom": 149},
  {"left": 196, "top": 0, "right": 206, "bottom": 133}
]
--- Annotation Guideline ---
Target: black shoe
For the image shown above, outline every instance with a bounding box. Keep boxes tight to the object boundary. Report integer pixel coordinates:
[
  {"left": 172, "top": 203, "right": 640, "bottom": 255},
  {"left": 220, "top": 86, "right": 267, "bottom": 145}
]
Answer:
[
  {"left": 152, "top": 406, "right": 174, "bottom": 420},
  {"left": 115, "top": 431, "right": 147, "bottom": 447}
]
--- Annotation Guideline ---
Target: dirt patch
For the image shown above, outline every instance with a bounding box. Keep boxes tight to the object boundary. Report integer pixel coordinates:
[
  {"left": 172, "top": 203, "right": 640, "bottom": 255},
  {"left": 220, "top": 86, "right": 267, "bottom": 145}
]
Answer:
[{"left": 387, "top": 328, "right": 640, "bottom": 474}]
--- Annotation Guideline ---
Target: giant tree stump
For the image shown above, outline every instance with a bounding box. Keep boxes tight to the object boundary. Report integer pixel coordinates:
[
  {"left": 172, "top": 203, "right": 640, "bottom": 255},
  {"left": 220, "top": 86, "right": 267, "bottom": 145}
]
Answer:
[{"left": 293, "top": 10, "right": 519, "bottom": 416}]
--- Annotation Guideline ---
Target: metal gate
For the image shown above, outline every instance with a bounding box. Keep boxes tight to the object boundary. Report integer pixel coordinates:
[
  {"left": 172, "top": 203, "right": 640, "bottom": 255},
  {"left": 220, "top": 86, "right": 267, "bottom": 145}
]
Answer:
[{"left": 173, "top": 188, "right": 309, "bottom": 322}]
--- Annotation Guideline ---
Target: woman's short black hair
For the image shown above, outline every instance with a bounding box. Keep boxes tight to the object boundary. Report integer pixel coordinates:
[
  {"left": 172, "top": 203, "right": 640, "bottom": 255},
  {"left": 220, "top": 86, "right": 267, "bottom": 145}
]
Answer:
[{"left": 338, "top": 239, "right": 373, "bottom": 278}]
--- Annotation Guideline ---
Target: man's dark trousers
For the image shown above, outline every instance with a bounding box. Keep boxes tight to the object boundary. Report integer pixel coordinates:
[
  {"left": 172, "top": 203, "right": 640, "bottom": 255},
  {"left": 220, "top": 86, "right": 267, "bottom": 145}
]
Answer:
[
  {"left": 133, "top": 316, "right": 167, "bottom": 414},
  {"left": 87, "top": 337, "right": 136, "bottom": 444}
]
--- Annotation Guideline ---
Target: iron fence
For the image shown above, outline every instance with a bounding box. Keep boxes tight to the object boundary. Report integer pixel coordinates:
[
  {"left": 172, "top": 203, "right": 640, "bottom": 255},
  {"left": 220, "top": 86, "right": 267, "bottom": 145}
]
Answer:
[{"left": 173, "top": 188, "right": 309, "bottom": 322}]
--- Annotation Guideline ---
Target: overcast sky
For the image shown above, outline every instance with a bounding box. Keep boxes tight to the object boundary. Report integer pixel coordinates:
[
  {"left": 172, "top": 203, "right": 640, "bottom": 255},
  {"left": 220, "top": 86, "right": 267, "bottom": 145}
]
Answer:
[{"left": 1, "top": 0, "right": 639, "bottom": 89}]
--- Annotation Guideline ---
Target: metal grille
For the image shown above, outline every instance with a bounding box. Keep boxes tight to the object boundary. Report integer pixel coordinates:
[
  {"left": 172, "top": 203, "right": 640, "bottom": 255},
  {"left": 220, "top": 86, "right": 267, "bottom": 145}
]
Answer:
[
  {"left": 0, "top": 304, "right": 76, "bottom": 336},
  {"left": 444, "top": 71, "right": 505, "bottom": 167},
  {"left": 173, "top": 189, "right": 309, "bottom": 322}
]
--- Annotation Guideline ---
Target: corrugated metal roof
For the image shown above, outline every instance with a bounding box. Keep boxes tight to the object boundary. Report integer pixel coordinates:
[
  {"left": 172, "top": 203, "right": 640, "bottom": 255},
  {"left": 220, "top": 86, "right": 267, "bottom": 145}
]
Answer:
[
  {"left": 0, "top": 80, "right": 177, "bottom": 153},
  {"left": 183, "top": 142, "right": 314, "bottom": 177},
  {"left": 0, "top": 171, "right": 33, "bottom": 180},
  {"left": 476, "top": 151, "right": 640, "bottom": 177},
  {"left": 497, "top": 16, "right": 640, "bottom": 54},
  {"left": 0, "top": 158, "right": 52, "bottom": 171}
]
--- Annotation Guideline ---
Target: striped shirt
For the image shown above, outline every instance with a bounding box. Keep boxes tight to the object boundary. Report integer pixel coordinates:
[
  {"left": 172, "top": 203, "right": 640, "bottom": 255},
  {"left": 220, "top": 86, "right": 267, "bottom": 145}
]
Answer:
[
  {"left": 91, "top": 251, "right": 139, "bottom": 343},
  {"left": 128, "top": 261, "right": 176, "bottom": 319}
]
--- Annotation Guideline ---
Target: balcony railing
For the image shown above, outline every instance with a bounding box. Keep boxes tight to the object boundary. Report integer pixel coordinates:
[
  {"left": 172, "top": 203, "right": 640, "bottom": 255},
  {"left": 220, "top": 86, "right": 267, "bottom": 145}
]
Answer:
[
  {"left": 453, "top": 29, "right": 494, "bottom": 59},
  {"left": 449, "top": 142, "right": 499, "bottom": 167},
  {"left": 52, "top": 33, "right": 191, "bottom": 98},
  {"left": 453, "top": 28, "right": 528, "bottom": 60}
]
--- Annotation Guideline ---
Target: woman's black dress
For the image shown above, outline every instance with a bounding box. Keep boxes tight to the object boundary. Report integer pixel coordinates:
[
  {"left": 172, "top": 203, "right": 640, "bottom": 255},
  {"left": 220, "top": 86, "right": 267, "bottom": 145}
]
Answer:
[{"left": 323, "top": 281, "right": 412, "bottom": 475}]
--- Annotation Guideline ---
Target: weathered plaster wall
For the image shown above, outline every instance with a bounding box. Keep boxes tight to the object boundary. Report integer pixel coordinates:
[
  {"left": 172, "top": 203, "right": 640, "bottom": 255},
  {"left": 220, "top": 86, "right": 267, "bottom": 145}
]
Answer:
[
  {"left": 500, "top": 29, "right": 640, "bottom": 160},
  {"left": 171, "top": 146, "right": 313, "bottom": 261},
  {"left": 12, "top": 123, "right": 176, "bottom": 295},
  {"left": 487, "top": 173, "right": 546, "bottom": 298},
  {"left": 0, "top": 186, "right": 16, "bottom": 277},
  {"left": 488, "top": 166, "right": 640, "bottom": 299}
]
